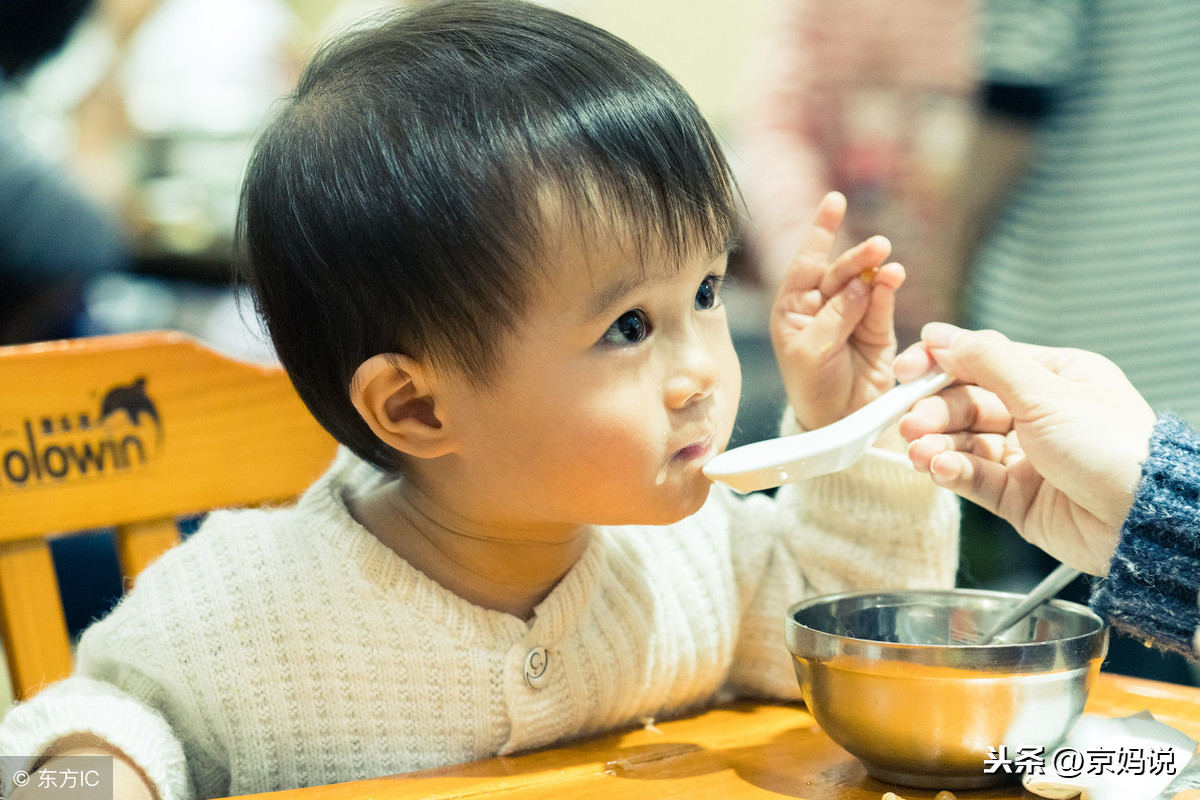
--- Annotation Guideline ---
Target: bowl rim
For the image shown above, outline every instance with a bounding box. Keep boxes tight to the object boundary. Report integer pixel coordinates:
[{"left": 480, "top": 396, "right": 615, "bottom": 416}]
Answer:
[{"left": 786, "top": 587, "right": 1108, "bottom": 655}]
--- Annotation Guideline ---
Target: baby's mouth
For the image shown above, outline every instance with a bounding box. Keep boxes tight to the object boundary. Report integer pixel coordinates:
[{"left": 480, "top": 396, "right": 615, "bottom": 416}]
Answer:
[
  {"left": 654, "top": 435, "right": 714, "bottom": 485},
  {"left": 672, "top": 435, "right": 714, "bottom": 463}
]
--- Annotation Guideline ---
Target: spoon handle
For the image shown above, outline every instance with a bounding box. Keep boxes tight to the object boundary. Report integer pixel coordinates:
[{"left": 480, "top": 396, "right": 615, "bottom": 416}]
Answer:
[
  {"left": 974, "top": 563, "right": 1084, "bottom": 645},
  {"left": 793, "top": 368, "right": 957, "bottom": 442},
  {"left": 871, "top": 368, "right": 956, "bottom": 428}
]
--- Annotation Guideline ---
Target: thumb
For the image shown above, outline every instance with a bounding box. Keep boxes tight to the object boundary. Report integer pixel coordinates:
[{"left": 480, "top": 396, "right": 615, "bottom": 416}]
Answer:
[{"left": 921, "top": 324, "right": 1065, "bottom": 420}]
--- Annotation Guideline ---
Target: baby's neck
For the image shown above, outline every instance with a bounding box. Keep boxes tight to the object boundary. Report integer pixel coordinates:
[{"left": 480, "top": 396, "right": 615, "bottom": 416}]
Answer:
[{"left": 349, "top": 479, "right": 592, "bottom": 620}]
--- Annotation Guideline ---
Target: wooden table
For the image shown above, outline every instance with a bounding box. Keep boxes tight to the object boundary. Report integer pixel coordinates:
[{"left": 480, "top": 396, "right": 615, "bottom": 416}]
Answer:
[{"left": 244, "top": 672, "right": 1200, "bottom": 800}]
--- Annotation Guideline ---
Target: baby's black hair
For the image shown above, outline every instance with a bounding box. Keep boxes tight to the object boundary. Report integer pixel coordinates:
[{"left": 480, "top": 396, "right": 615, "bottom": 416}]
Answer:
[{"left": 237, "top": 0, "right": 738, "bottom": 472}]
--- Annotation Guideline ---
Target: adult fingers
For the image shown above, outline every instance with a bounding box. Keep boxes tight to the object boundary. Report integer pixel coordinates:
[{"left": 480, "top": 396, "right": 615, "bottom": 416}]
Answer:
[
  {"left": 925, "top": 450, "right": 1011, "bottom": 520},
  {"left": 906, "top": 431, "right": 1011, "bottom": 472},
  {"left": 899, "top": 385, "right": 1015, "bottom": 441},
  {"left": 893, "top": 340, "right": 937, "bottom": 382},
  {"left": 920, "top": 324, "right": 1069, "bottom": 420}
]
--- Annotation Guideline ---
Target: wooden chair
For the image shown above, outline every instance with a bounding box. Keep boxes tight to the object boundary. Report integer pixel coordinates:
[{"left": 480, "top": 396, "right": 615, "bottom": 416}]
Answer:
[{"left": 0, "top": 331, "right": 338, "bottom": 701}]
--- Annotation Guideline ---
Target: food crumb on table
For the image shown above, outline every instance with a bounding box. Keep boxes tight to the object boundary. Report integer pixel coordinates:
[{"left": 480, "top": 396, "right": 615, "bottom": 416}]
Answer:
[{"left": 638, "top": 716, "right": 661, "bottom": 734}]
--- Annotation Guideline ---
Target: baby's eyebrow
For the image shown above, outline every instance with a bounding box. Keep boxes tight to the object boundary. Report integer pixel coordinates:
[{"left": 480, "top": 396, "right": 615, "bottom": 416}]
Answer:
[
  {"left": 716, "top": 231, "right": 741, "bottom": 259},
  {"left": 588, "top": 271, "right": 647, "bottom": 319},
  {"left": 586, "top": 237, "right": 737, "bottom": 320}
]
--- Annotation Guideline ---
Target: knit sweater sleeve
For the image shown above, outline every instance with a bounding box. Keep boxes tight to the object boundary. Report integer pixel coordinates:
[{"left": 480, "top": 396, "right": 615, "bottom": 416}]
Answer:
[
  {"left": 0, "top": 511, "right": 255, "bottom": 800},
  {"left": 719, "top": 442, "right": 961, "bottom": 698},
  {"left": 1090, "top": 413, "right": 1200, "bottom": 658},
  {"left": 0, "top": 677, "right": 191, "bottom": 800}
]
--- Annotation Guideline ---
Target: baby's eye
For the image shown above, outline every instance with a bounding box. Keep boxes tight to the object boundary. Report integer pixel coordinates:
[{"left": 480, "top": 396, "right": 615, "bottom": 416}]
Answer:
[
  {"left": 694, "top": 274, "right": 724, "bottom": 311},
  {"left": 601, "top": 309, "right": 650, "bottom": 345}
]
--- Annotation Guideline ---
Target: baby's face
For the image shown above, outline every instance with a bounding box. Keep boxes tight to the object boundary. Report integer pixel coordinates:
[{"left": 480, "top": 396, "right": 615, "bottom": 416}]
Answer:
[{"left": 443, "top": 226, "right": 741, "bottom": 528}]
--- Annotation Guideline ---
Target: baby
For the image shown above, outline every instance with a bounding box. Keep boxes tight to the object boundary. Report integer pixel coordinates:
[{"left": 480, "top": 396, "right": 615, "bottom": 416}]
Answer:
[{"left": 0, "top": 2, "right": 958, "bottom": 799}]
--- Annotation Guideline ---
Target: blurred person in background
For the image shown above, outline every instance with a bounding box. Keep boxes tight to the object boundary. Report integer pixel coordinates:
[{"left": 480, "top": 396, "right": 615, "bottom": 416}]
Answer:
[
  {"left": 3, "top": 0, "right": 300, "bottom": 353},
  {"left": 118, "top": 0, "right": 297, "bottom": 255},
  {"left": 0, "top": 0, "right": 139, "bottom": 343},
  {"left": 734, "top": 0, "right": 977, "bottom": 347},
  {"left": 936, "top": 0, "right": 1200, "bottom": 685},
  {"left": 946, "top": 1, "right": 1200, "bottom": 429}
]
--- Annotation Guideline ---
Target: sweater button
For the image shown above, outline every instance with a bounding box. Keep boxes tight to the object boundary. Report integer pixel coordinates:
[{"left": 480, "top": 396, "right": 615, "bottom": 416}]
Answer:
[{"left": 523, "top": 646, "right": 549, "bottom": 689}]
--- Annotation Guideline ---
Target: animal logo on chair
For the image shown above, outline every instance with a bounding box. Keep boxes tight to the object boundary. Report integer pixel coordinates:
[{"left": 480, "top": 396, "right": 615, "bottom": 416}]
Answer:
[{"left": 99, "top": 377, "right": 160, "bottom": 429}]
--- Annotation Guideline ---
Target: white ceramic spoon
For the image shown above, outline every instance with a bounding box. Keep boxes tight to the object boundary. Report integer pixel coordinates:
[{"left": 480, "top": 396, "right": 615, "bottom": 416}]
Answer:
[{"left": 703, "top": 368, "right": 955, "bottom": 493}]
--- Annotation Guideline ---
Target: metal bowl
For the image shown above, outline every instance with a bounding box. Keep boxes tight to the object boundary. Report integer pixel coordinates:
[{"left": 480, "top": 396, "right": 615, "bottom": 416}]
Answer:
[{"left": 785, "top": 588, "right": 1108, "bottom": 789}]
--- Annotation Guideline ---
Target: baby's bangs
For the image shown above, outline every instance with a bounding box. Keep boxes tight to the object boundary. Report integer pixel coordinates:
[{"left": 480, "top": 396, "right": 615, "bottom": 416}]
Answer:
[
  {"left": 539, "top": 126, "right": 738, "bottom": 269},
  {"left": 486, "top": 43, "right": 741, "bottom": 269},
  {"left": 540, "top": 154, "right": 740, "bottom": 271}
]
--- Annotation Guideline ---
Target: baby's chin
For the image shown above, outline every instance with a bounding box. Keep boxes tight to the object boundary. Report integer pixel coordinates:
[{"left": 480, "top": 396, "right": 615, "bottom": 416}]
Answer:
[
  {"left": 639, "top": 472, "right": 716, "bottom": 526},
  {"left": 581, "top": 473, "right": 714, "bottom": 528}
]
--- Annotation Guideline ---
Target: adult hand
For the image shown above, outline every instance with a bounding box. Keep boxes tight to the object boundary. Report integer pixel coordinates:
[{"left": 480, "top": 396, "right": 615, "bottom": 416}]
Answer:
[
  {"left": 894, "top": 323, "right": 1156, "bottom": 575},
  {"left": 771, "top": 191, "right": 905, "bottom": 431}
]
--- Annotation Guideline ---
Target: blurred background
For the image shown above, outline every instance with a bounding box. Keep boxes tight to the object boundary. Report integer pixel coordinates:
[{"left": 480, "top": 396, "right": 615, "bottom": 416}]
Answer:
[
  {"left": 2, "top": 0, "right": 1197, "bottom": 708},
  {"left": 0, "top": 0, "right": 782, "bottom": 355}
]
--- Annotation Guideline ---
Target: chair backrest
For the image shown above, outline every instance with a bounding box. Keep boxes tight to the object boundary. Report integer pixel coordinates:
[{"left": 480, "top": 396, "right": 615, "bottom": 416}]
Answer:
[{"left": 0, "top": 331, "right": 338, "bottom": 701}]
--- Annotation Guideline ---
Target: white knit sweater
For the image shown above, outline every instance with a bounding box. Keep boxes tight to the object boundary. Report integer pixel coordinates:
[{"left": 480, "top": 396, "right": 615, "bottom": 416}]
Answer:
[{"left": 0, "top": 447, "right": 958, "bottom": 800}]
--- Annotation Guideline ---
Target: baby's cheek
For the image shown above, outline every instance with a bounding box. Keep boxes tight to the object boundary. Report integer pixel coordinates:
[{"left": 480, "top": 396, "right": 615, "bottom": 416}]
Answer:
[{"left": 720, "top": 353, "right": 742, "bottom": 414}]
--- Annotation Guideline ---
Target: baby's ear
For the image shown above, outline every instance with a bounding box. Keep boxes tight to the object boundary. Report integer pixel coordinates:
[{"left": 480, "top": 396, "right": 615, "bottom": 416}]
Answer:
[{"left": 350, "top": 354, "right": 455, "bottom": 459}]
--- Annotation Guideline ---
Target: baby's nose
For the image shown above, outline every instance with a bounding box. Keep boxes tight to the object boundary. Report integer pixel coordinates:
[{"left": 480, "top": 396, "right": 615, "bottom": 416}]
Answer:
[{"left": 663, "top": 343, "right": 720, "bottom": 409}]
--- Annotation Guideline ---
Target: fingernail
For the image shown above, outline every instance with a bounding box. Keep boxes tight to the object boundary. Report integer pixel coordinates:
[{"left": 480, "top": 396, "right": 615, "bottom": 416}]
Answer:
[
  {"left": 929, "top": 452, "right": 963, "bottom": 485},
  {"left": 921, "top": 322, "right": 964, "bottom": 349},
  {"left": 929, "top": 461, "right": 952, "bottom": 486}
]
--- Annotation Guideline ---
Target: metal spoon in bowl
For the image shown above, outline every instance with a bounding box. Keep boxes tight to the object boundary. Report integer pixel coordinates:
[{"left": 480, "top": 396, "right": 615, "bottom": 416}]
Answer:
[
  {"left": 703, "top": 368, "right": 955, "bottom": 493},
  {"left": 972, "top": 563, "right": 1084, "bottom": 645}
]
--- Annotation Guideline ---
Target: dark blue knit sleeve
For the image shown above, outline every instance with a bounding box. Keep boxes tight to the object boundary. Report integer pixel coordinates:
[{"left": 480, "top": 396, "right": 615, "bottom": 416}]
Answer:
[{"left": 1090, "top": 414, "right": 1200, "bottom": 659}]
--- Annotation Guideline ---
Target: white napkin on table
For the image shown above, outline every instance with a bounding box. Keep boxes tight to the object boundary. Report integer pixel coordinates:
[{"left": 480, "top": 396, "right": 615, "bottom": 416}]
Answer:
[{"left": 1023, "top": 712, "right": 1197, "bottom": 800}]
